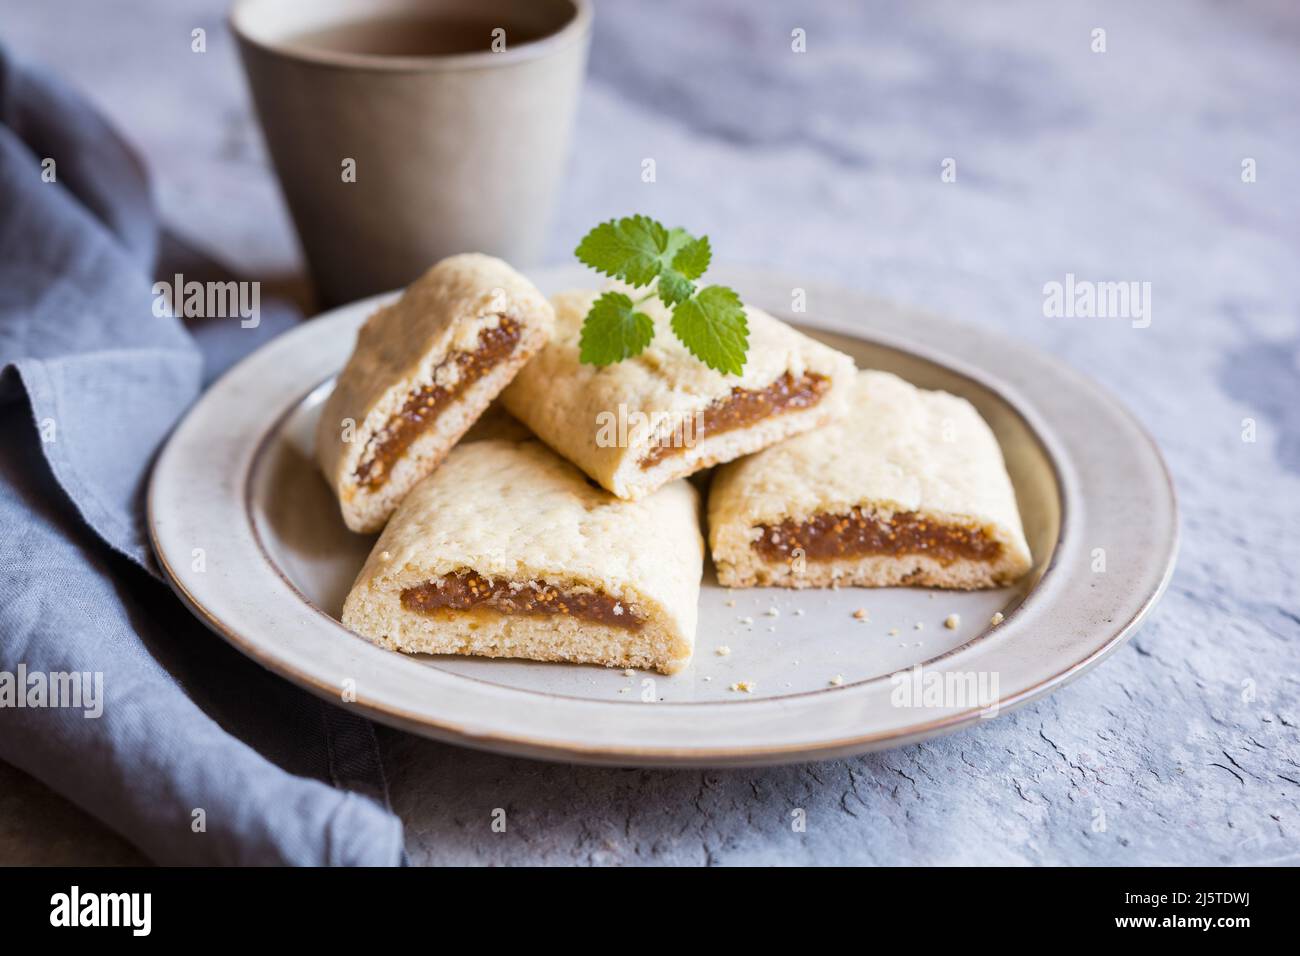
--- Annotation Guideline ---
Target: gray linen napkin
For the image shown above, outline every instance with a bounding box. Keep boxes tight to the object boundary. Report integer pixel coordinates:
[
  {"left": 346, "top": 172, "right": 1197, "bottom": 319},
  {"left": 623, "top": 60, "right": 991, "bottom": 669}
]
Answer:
[{"left": 0, "top": 45, "right": 404, "bottom": 865}]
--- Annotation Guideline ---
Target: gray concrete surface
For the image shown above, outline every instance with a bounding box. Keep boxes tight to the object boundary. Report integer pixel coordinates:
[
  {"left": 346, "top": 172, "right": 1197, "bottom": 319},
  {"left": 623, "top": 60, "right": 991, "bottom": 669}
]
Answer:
[{"left": 1, "top": 0, "right": 1296, "bottom": 865}]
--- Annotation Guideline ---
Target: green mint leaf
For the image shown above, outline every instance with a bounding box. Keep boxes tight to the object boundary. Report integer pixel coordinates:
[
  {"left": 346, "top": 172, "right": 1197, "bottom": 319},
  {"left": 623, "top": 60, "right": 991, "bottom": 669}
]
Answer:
[
  {"left": 573, "top": 216, "right": 750, "bottom": 372},
  {"left": 574, "top": 215, "right": 670, "bottom": 287},
  {"left": 579, "top": 291, "right": 655, "bottom": 366},
  {"left": 671, "top": 235, "right": 711, "bottom": 280},
  {"left": 664, "top": 227, "right": 694, "bottom": 261},
  {"left": 670, "top": 285, "right": 749, "bottom": 375},
  {"left": 656, "top": 269, "right": 696, "bottom": 307}
]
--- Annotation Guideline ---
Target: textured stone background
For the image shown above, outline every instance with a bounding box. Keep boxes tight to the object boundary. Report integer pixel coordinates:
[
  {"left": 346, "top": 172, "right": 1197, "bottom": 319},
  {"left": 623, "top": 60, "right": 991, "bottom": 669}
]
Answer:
[{"left": 1, "top": 0, "right": 1297, "bottom": 865}]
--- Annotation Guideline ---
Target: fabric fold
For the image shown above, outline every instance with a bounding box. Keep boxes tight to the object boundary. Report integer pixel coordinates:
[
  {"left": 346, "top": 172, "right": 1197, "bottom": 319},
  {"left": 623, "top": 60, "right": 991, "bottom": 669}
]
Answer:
[{"left": 0, "top": 43, "right": 404, "bottom": 866}]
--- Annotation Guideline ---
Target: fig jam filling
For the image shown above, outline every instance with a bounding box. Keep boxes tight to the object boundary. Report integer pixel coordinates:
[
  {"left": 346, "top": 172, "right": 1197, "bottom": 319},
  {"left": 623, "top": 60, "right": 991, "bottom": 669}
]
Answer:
[
  {"left": 400, "top": 571, "right": 644, "bottom": 631},
  {"left": 754, "top": 508, "right": 1003, "bottom": 565},
  {"left": 640, "top": 371, "right": 831, "bottom": 469},
  {"left": 354, "top": 317, "right": 521, "bottom": 490}
]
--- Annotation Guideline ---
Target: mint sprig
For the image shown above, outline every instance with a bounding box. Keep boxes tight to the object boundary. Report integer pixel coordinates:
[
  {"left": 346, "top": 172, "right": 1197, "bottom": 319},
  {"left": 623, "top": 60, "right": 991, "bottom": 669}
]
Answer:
[{"left": 574, "top": 216, "right": 748, "bottom": 373}]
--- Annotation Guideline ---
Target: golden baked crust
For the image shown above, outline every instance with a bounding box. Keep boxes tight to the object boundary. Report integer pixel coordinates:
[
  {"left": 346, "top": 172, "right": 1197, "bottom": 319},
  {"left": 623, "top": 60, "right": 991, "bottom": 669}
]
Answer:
[
  {"left": 315, "top": 253, "right": 554, "bottom": 533},
  {"left": 708, "top": 370, "right": 1032, "bottom": 589},
  {"left": 501, "top": 288, "right": 855, "bottom": 500},
  {"left": 342, "top": 439, "right": 704, "bottom": 674}
]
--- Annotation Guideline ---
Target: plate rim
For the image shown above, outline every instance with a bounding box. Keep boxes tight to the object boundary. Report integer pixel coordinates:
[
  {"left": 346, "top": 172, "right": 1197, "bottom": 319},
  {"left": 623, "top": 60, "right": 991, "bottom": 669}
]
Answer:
[{"left": 148, "top": 266, "right": 1179, "bottom": 766}]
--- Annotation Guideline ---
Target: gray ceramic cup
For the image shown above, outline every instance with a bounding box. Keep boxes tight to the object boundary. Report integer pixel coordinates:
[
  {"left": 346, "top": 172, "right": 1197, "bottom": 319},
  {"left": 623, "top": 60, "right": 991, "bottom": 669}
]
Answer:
[{"left": 231, "top": 0, "right": 591, "bottom": 306}]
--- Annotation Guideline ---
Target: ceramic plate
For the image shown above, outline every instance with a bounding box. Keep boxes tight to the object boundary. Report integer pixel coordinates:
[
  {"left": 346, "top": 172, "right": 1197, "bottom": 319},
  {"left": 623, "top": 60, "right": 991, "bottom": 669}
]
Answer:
[{"left": 148, "top": 266, "right": 1177, "bottom": 766}]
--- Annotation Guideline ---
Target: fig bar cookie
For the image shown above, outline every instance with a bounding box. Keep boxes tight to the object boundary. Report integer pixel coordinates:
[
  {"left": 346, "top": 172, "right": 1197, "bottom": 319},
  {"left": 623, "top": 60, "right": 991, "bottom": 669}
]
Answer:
[
  {"left": 709, "top": 370, "right": 1032, "bottom": 589},
  {"left": 316, "top": 254, "right": 554, "bottom": 533},
  {"left": 342, "top": 439, "right": 704, "bottom": 675},
  {"left": 501, "top": 289, "right": 855, "bottom": 500}
]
